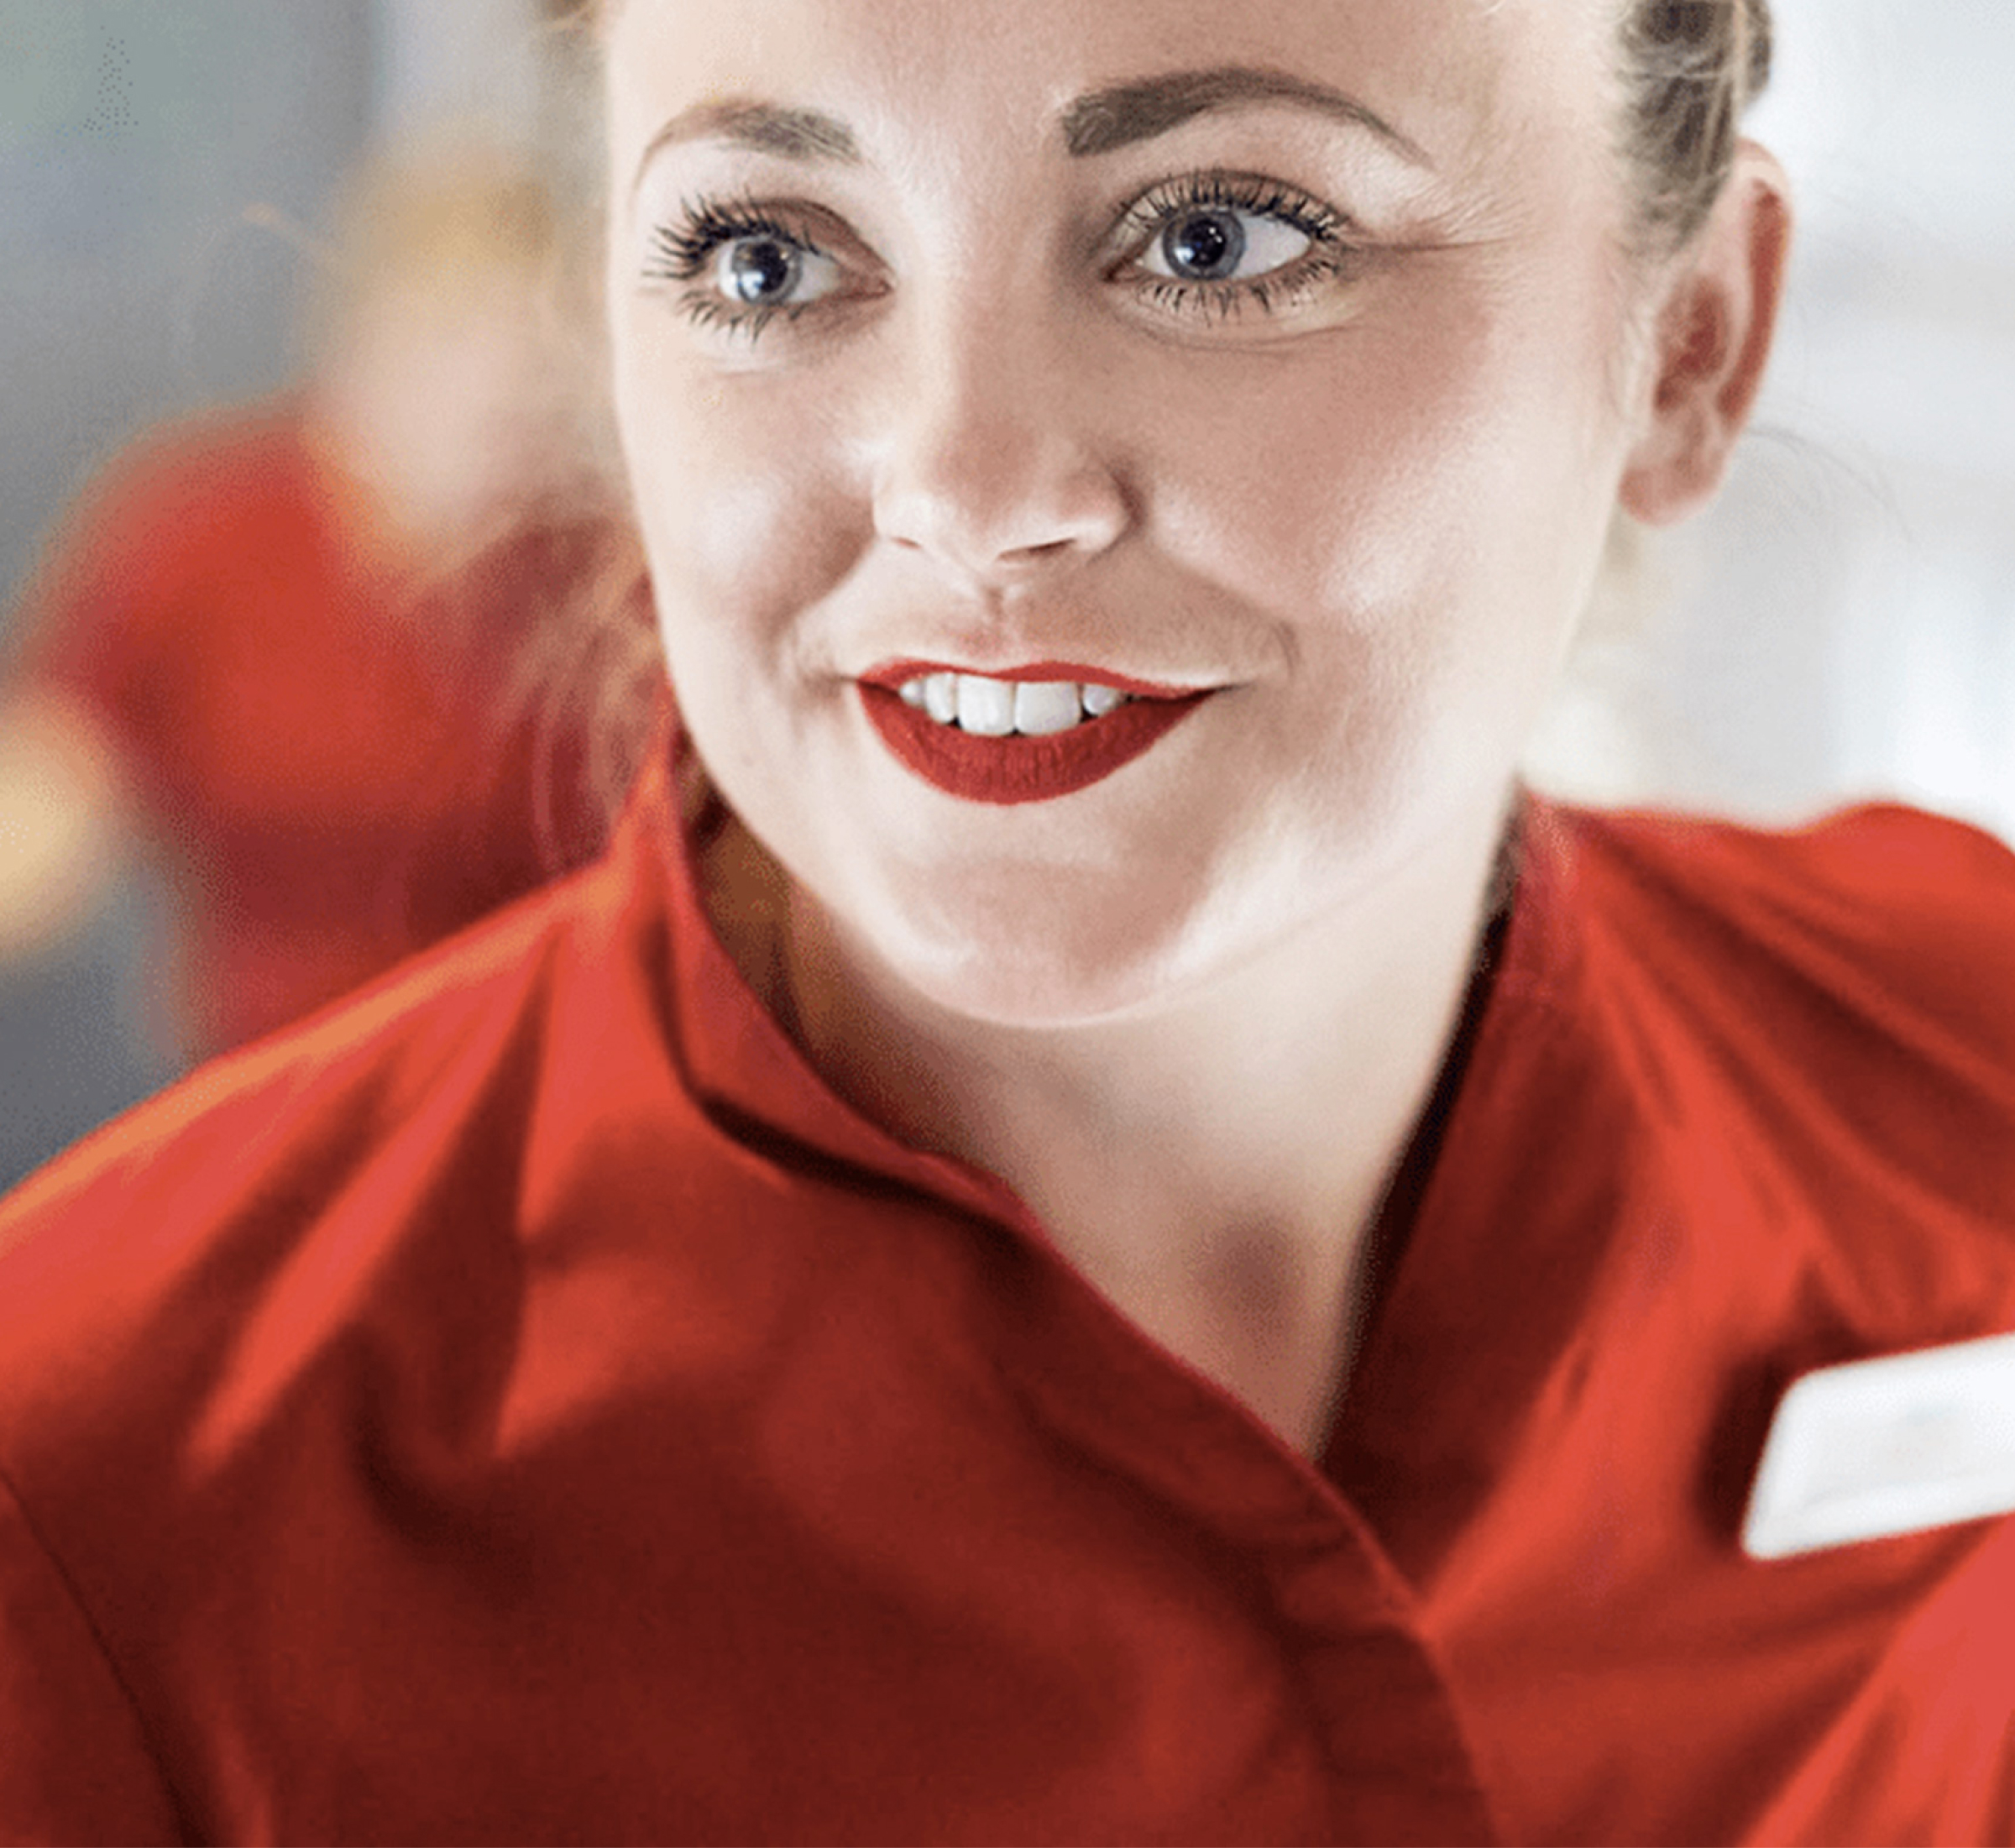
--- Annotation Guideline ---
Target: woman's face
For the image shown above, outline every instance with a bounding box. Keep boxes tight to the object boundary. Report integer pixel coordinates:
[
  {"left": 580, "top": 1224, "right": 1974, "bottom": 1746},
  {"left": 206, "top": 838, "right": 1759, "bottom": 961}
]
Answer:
[{"left": 605, "top": 0, "right": 1654, "bottom": 1023}]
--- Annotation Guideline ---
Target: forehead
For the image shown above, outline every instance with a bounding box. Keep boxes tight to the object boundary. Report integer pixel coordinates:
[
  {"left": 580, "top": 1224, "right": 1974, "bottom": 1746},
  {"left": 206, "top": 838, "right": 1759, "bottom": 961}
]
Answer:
[{"left": 603, "top": 0, "right": 1619, "bottom": 183}]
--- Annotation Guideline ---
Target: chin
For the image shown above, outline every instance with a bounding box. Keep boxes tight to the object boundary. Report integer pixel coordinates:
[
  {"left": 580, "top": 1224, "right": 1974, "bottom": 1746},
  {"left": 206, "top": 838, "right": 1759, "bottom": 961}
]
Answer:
[
  {"left": 838, "top": 858, "right": 1238, "bottom": 1031},
  {"left": 907, "top": 949, "right": 1178, "bottom": 1032}
]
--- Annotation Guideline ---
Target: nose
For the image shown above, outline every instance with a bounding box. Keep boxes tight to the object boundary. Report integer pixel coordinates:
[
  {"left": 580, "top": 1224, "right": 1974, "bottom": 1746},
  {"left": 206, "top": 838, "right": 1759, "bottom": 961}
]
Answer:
[{"left": 869, "top": 298, "right": 1130, "bottom": 588}]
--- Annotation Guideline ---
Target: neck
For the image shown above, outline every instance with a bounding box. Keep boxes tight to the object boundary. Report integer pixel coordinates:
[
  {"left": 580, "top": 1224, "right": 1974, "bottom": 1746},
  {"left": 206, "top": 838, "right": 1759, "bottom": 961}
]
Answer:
[{"left": 706, "top": 798, "right": 1513, "bottom": 1455}]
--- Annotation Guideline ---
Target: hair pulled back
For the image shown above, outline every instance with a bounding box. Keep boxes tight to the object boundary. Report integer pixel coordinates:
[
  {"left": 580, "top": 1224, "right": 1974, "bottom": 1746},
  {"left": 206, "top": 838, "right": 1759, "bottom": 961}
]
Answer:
[{"left": 1619, "top": 0, "right": 1774, "bottom": 251}]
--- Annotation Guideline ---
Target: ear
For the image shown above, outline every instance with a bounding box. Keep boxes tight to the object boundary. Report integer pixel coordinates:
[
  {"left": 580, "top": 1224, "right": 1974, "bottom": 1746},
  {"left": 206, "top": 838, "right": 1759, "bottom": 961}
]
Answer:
[{"left": 1619, "top": 140, "right": 1793, "bottom": 526}]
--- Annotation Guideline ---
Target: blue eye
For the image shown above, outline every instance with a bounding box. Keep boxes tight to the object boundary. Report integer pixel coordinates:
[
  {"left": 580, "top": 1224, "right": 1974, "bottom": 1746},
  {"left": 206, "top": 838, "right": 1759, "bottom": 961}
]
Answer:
[
  {"left": 1162, "top": 210, "right": 1243, "bottom": 280},
  {"left": 641, "top": 200, "right": 859, "bottom": 339},
  {"left": 714, "top": 233, "right": 840, "bottom": 308},
  {"left": 1144, "top": 205, "right": 1315, "bottom": 285},
  {"left": 1111, "top": 171, "right": 1350, "bottom": 322}
]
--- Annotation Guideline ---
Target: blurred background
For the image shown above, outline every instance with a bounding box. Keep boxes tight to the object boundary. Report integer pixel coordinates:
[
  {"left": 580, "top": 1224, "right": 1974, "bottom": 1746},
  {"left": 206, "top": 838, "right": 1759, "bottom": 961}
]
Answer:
[
  {"left": 2, "top": 0, "right": 2012, "bottom": 1186},
  {"left": 1526, "top": 3, "right": 2015, "bottom": 840},
  {"left": 0, "top": 0, "right": 610, "bottom": 1187}
]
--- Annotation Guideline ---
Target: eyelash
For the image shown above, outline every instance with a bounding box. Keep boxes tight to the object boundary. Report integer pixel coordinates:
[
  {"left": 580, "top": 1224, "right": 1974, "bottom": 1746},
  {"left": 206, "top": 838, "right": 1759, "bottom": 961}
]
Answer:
[
  {"left": 1108, "top": 170, "right": 1354, "bottom": 322},
  {"left": 641, "top": 171, "right": 1358, "bottom": 344},
  {"left": 640, "top": 196, "right": 829, "bottom": 344}
]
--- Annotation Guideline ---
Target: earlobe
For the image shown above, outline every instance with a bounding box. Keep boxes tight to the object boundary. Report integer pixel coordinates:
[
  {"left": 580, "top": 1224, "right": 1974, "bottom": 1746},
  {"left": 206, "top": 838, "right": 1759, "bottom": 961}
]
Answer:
[{"left": 1620, "top": 141, "right": 1793, "bottom": 526}]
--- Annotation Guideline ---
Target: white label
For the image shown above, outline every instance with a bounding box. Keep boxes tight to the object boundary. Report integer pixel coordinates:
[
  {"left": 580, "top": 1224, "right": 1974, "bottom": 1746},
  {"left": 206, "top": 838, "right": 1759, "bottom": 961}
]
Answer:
[{"left": 1742, "top": 1331, "right": 2015, "bottom": 1560}]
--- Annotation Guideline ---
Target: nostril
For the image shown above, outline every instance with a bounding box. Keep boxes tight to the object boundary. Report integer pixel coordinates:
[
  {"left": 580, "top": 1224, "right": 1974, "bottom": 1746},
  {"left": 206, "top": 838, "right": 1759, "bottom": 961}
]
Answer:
[{"left": 1003, "top": 537, "right": 1078, "bottom": 564}]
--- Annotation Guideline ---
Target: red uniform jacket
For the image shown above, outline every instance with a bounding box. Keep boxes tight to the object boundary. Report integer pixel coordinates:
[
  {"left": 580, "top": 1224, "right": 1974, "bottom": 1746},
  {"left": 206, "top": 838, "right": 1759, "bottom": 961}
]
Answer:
[{"left": 3, "top": 751, "right": 2015, "bottom": 1844}]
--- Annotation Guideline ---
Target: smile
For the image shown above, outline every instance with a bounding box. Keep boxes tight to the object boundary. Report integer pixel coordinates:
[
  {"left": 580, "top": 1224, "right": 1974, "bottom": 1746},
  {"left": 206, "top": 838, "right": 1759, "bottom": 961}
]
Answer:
[
  {"left": 896, "top": 672, "right": 1130, "bottom": 737},
  {"left": 858, "top": 662, "right": 1212, "bottom": 805}
]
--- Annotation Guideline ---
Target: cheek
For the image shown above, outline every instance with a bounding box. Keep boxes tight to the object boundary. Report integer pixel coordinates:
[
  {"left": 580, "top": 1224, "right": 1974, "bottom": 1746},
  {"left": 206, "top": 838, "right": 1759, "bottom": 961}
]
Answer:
[
  {"left": 1187, "top": 309, "right": 1603, "bottom": 589},
  {"left": 1127, "top": 262, "right": 1629, "bottom": 873},
  {"left": 611, "top": 324, "right": 869, "bottom": 688},
  {"left": 1144, "top": 264, "right": 1625, "bottom": 703}
]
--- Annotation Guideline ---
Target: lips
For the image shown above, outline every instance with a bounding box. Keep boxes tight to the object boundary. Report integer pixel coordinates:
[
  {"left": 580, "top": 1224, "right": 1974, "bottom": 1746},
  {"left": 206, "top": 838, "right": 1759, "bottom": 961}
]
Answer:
[{"left": 858, "top": 662, "right": 1212, "bottom": 805}]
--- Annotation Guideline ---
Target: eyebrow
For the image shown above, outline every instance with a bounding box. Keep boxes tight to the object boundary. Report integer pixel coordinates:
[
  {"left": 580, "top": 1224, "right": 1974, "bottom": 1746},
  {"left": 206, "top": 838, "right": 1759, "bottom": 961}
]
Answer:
[
  {"left": 633, "top": 64, "right": 1428, "bottom": 187},
  {"left": 635, "top": 98, "right": 862, "bottom": 180},
  {"left": 1060, "top": 65, "right": 1431, "bottom": 166}
]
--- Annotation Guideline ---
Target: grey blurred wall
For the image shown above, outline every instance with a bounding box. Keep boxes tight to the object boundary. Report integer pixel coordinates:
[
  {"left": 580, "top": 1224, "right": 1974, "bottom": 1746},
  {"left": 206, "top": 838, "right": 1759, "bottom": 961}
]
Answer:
[{"left": 0, "top": 3, "right": 376, "bottom": 622}]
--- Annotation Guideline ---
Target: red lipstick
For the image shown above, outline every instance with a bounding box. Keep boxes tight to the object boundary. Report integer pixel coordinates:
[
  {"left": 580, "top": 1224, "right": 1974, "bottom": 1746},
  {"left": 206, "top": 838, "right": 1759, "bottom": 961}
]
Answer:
[{"left": 857, "top": 662, "right": 1210, "bottom": 806}]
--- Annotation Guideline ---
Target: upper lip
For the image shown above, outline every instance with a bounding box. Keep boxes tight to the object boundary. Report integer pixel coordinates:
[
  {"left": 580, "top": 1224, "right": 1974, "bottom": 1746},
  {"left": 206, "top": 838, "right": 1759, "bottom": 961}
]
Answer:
[{"left": 857, "top": 658, "right": 1213, "bottom": 701}]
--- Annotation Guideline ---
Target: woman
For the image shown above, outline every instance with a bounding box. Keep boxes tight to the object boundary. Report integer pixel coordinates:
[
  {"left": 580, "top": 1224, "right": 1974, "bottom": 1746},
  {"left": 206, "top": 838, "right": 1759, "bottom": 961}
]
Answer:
[
  {"left": 4, "top": 0, "right": 2013, "bottom": 1840},
  {"left": 0, "top": 140, "right": 630, "bottom": 1065}
]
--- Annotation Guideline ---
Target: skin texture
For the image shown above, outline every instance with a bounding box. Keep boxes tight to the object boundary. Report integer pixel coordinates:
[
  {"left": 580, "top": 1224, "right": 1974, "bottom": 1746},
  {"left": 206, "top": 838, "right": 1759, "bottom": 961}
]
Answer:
[{"left": 602, "top": 0, "right": 1789, "bottom": 1448}]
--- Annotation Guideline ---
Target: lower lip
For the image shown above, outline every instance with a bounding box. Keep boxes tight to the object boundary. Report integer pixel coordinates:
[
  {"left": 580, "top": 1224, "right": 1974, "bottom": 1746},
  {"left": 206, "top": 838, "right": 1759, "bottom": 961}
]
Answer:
[{"left": 858, "top": 683, "right": 1211, "bottom": 805}]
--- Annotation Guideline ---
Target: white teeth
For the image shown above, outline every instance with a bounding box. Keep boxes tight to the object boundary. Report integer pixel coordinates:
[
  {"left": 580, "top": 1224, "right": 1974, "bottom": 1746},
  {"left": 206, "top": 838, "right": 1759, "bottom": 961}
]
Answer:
[
  {"left": 955, "top": 674, "right": 1017, "bottom": 736},
  {"left": 1013, "top": 680, "right": 1083, "bottom": 736},
  {"left": 891, "top": 671, "right": 1136, "bottom": 736}
]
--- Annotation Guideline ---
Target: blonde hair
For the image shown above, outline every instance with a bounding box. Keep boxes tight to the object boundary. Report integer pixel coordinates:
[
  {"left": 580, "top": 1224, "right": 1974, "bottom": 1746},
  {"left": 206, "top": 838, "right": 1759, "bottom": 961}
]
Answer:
[{"left": 1619, "top": 0, "right": 1774, "bottom": 254}]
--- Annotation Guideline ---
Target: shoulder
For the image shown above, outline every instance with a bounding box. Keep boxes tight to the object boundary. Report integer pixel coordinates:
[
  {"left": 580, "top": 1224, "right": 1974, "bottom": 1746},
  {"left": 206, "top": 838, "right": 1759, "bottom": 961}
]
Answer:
[
  {"left": 0, "top": 856, "right": 648, "bottom": 1454},
  {"left": 1, "top": 835, "right": 637, "bottom": 1206},
  {"left": 1544, "top": 795, "right": 2015, "bottom": 940},
  {"left": 0, "top": 741, "right": 719, "bottom": 1442},
  {"left": 1525, "top": 797, "right": 2015, "bottom": 1298},
  {"left": 1536, "top": 797, "right": 2015, "bottom": 1040}
]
